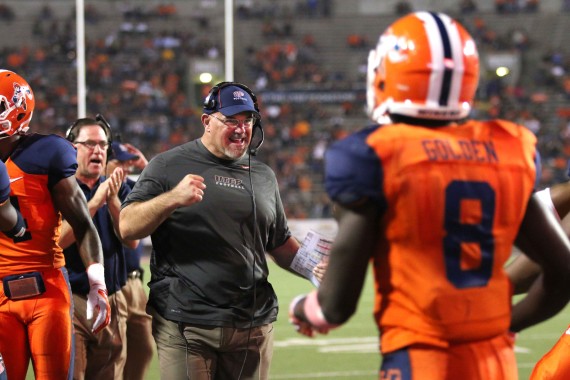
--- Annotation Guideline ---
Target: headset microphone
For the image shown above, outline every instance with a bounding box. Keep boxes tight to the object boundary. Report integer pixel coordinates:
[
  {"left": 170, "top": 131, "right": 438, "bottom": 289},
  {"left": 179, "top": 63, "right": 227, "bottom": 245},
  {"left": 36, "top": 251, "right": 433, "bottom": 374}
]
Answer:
[{"left": 249, "top": 124, "right": 264, "bottom": 156}]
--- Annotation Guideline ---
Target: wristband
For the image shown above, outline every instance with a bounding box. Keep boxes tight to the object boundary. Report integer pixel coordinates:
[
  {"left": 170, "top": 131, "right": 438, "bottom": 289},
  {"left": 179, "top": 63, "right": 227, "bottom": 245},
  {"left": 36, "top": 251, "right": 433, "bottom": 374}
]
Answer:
[
  {"left": 87, "top": 263, "right": 106, "bottom": 288},
  {"left": 289, "top": 294, "right": 306, "bottom": 319},
  {"left": 303, "top": 290, "right": 339, "bottom": 330},
  {"left": 2, "top": 211, "right": 26, "bottom": 239}
]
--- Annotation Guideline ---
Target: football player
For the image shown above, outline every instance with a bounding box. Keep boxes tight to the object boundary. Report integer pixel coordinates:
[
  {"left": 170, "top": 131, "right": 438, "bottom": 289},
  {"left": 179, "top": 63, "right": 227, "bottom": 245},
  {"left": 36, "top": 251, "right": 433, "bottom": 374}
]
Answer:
[
  {"left": 0, "top": 70, "right": 110, "bottom": 380},
  {"left": 289, "top": 12, "right": 570, "bottom": 379}
]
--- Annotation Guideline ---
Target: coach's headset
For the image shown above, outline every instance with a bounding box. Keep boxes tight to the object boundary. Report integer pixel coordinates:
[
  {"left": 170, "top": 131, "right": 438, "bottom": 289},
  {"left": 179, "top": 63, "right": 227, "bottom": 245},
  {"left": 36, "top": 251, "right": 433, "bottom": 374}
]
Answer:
[
  {"left": 66, "top": 114, "right": 113, "bottom": 158},
  {"left": 203, "top": 81, "right": 264, "bottom": 156}
]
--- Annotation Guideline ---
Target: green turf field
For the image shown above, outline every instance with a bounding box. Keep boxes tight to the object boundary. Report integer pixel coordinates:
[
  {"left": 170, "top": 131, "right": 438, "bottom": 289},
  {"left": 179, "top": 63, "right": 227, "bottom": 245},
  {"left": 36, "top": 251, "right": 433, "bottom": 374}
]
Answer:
[
  {"left": 143, "top": 261, "right": 570, "bottom": 379},
  {"left": 25, "top": 260, "right": 570, "bottom": 379}
]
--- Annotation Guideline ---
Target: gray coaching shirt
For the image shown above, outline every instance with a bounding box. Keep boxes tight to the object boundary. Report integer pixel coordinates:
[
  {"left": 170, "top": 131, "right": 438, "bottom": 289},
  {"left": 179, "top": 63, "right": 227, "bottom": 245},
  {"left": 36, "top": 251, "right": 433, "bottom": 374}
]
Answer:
[{"left": 123, "top": 139, "right": 292, "bottom": 328}]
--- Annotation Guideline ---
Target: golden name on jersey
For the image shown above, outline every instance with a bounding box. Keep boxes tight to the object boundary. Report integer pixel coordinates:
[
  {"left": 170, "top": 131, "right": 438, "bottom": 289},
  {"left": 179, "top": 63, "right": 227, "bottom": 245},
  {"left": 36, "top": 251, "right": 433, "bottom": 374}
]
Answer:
[{"left": 421, "top": 138, "right": 499, "bottom": 163}]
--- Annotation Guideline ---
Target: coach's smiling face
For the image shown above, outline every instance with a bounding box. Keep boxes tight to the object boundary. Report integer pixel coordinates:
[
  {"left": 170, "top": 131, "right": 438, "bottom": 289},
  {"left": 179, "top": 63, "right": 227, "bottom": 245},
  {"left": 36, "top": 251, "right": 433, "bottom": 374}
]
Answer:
[{"left": 201, "top": 111, "right": 255, "bottom": 161}]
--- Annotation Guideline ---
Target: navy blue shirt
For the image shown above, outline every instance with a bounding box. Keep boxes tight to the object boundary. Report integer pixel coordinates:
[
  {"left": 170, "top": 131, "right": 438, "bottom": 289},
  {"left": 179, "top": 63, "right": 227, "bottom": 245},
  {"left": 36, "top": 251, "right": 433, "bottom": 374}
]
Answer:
[{"left": 64, "top": 177, "right": 131, "bottom": 295}]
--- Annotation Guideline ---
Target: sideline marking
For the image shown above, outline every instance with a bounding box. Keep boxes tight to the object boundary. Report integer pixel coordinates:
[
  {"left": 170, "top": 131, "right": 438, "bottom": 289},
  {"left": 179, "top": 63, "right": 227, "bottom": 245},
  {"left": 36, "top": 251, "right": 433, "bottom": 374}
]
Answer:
[
  {"left": 270, "top": 370, "right": 377, "bottom": 379},
  {"left": 275, "top": 336, "right": 377, "bottom": 348}
]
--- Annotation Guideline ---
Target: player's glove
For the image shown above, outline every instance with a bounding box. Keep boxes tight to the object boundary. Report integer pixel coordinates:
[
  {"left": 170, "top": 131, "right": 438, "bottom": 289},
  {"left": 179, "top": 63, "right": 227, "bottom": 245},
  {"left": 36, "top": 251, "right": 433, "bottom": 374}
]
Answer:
[
  {"left": 289, "top": 291, "right": 338, "bottom": 338},
  {"left": 86, "top": 263, "right": 111, "bottom": 334}
]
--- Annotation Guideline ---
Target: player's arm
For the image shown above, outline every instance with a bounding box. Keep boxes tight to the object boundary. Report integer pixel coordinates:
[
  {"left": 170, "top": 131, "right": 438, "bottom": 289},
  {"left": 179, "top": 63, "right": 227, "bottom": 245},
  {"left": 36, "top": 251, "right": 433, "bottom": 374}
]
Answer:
[
  {"left": 290, "top": 128, "right": 382, "bottom": 335},
  {"left": 315, "top": 200, "right": 378, "bottom": 323},
  {"left": 290, "top": 199, "right": 378, "bottom": 335},
  {"left": 54, "top": 176, "right": 104, "bottom": 262},
  {"left": 506, "top": 182, "right": 570, "bottom": 294},
  {"left": 52, "top": 175, "right": 110, "bottom": 334},
  {"left": 510, "top": 193, "right": 570, "bottom": 333},
  {"left": 0, "top": 198, "right": 26, "bottom": 238},
  {"left": 0, "top": 162, "right": 26, "bottom": 237},
  {"left": 0, "top": 195, "right": 26, "bottom": 239},
  {"left": 506, "top": 253, "right": 541, "bottom": 295},
  {"left": 550, "top": 181, "right": 570, "bottom": 219}
]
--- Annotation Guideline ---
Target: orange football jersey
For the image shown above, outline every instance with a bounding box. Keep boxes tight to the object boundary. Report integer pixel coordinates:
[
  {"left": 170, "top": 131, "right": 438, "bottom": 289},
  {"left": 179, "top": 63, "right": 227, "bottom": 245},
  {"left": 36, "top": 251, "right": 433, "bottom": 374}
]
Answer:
[
  {"left": 0, "top": 134, "right": 78, "bottom": 277},
  {"left": 325, "top": 119, "right": 537, "bottom": 354}
]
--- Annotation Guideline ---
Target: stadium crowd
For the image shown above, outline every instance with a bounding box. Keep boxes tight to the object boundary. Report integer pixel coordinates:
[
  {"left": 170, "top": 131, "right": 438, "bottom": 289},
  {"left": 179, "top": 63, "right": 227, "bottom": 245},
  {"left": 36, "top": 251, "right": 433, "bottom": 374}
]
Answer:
[{"left": 0, "top": 0, "right": 569, "bottom": 219}]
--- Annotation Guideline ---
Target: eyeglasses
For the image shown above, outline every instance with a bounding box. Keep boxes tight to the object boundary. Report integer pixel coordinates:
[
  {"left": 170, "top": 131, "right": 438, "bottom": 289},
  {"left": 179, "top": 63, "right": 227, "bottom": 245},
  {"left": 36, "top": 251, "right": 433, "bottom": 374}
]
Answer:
[
  {"left": 210, "top": 114, "right": 256, "bottom": 128},
  {"left": 75, "top": 140, "right": 110, "bottom": 150}
]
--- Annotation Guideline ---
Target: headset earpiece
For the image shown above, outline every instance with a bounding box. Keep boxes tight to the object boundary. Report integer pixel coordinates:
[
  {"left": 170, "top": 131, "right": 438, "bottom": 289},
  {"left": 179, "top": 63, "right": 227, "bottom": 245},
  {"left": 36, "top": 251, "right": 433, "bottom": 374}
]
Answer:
[
  {"left": 65, "top": 123, "right": 77, "bottom": 143},
  {"left": 249, "top": 121, "right": 264, "bottom": 156}
]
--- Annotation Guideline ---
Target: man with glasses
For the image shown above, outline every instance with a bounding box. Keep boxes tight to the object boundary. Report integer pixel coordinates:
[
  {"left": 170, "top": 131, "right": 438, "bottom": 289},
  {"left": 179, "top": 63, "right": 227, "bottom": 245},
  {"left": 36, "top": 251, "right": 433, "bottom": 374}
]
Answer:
[
  {"left": 61, "top": 117, "right": 138, "bottom": 380},
  {"left": 119, "top": 82, "right": 322, "bottom": 379}
]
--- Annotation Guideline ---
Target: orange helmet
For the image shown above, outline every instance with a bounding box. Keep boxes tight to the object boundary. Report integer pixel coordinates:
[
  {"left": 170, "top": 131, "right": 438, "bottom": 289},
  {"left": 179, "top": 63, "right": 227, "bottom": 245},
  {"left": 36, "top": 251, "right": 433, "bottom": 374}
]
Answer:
[
  {"left": 0, "top": 69, "right": 35, "bottom": 138},
  {"left": 367, "top": 12, "right": 479, "bottom": 123}
]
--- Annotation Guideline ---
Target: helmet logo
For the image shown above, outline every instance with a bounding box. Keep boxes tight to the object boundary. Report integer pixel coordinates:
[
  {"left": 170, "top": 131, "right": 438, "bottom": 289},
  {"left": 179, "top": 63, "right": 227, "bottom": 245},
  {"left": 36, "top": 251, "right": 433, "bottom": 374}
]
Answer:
[
  {"left": 382, "top": 35, "right": 411, "bottom": 64},
  {"left": 12, "top": 82, "right": 33, "bottom": 111}
]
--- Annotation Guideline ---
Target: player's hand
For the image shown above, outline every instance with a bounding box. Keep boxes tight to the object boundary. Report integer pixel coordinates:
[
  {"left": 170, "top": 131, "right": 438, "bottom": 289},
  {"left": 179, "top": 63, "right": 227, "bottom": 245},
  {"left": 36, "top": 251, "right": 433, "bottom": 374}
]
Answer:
[
  {"left": 86, "top": 263, "right": 111, "bottom": 334},
  {"left": 289, "top": 295, "right": 331, "bottom": 338}
]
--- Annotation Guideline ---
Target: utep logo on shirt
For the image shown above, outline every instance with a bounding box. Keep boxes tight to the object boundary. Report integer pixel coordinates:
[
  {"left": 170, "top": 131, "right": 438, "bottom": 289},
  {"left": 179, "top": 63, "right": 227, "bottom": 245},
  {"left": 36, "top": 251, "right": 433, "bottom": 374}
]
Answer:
[{"left": 215, "top": 175, "right": 245, "bottom": 190}]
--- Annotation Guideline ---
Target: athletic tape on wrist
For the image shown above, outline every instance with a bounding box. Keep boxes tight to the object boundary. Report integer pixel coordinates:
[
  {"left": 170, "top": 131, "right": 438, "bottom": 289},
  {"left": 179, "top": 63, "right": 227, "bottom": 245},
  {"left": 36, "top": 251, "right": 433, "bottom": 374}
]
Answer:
[{"left": 86, "top": 263, "right": 106, "bottom": 288}]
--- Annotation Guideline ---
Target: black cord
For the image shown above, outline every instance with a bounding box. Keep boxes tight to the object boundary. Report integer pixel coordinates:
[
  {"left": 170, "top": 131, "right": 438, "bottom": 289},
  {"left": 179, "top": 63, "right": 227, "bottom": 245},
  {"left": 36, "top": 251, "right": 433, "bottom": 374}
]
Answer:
[
  {"left": 236, "top": 152, "right": 258, "bottom": 380},
  {"left": 178, "top": 321, "right": 190, "bottom": 379}
]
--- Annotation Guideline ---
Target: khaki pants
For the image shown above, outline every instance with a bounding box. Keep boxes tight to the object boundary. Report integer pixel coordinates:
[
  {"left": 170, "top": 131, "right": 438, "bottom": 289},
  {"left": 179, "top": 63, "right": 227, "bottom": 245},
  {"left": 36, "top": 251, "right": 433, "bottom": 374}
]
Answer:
[
  {"left": 72, "top": 290, "right": 128, "bottom": 380},
  {"left": 148, "top": 305, "right": 274, "bottom": 380},
  {"left": 122, "top": 277, "right": 154, "bottom": 380}
]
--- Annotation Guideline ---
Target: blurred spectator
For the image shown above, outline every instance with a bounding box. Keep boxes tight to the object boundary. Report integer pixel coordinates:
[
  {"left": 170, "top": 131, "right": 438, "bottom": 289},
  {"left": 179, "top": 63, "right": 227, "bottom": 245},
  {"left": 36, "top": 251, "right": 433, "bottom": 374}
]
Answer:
[
  {"left": 525, "top": 0, "right": 539, "bottom": 12},
  {"left": 0, "top": 3, "right": 15, "bottom": 21},
  {"left": 395, "top": 1, "right": 413, "bottom": 15},
  {"left": 460, "top": 0, "right": 478, "bottom": 14},
  {"left": 347, "top": 34, "right": 368, "bottom": 49}
]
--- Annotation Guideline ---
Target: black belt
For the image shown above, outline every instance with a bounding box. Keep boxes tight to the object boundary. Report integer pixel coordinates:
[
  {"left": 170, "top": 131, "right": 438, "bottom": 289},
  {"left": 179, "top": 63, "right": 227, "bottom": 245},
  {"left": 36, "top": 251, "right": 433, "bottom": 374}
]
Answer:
[{"left": 127, "top": 269, "right": 142, "bottom": 280}]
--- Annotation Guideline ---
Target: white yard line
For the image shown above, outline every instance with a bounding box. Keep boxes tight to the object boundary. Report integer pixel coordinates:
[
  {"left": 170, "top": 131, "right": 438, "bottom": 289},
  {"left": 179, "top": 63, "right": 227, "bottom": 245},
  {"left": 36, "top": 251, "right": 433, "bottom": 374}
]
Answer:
[{"left": 270, "top": 370, "right": 377, "bottom": 379}]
